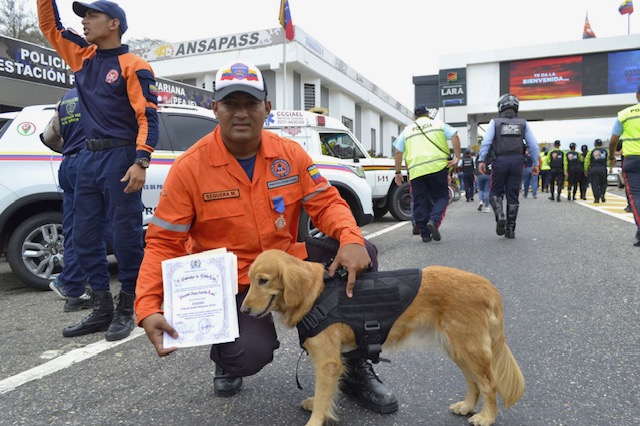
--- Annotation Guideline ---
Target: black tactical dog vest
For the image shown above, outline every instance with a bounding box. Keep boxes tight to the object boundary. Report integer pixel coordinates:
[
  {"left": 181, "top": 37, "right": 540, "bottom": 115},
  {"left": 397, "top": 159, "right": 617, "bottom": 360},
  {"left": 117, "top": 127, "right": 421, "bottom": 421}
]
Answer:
[{"left": 296, "top": 269, "right": 421, "bottom": 363}]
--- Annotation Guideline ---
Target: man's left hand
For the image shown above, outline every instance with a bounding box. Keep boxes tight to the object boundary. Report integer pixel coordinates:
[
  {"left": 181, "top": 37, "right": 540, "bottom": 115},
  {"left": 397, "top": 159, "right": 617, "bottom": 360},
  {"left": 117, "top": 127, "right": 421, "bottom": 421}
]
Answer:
[
  {"left": 531, "top": 165, "right": 540, "bottom": 176},
  {"left": 328, "top": 243, "right": 372, "bottom": 298},
  {"left": 122, "top": 164, "right": 146, "bottom": 193}
]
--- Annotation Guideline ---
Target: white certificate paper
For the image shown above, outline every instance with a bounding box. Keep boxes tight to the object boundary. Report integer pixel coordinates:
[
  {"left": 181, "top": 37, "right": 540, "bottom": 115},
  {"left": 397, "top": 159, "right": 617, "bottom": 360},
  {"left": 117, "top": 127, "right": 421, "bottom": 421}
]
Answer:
[{"left": 162, "top": 248, "right": 239, "bottom": 348}]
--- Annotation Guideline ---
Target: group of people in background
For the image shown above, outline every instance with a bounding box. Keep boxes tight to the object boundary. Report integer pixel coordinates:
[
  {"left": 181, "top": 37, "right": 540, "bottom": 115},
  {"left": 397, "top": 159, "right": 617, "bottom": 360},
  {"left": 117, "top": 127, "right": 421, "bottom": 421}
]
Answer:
[{"left": 538, "top": 139, "right": 611, "bottom": 204}]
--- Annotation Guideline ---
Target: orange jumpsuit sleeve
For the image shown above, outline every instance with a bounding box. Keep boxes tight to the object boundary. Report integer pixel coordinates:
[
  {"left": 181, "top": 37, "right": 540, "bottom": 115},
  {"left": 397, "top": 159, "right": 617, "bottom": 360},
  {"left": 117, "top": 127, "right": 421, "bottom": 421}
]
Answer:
[{"left": 37, "top": 0, "right": 95, "bottom": 72}]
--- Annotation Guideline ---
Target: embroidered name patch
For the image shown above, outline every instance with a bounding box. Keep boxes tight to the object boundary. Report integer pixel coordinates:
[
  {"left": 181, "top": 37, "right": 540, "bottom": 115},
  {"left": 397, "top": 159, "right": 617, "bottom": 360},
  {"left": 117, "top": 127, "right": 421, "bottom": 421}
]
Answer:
[
  {"left": 267, "top": 175, "right": 299, "bottom": 189},
  {"left": 203, "top": 189, "right": 240, "bottom": 201},
  {"left": 500, "top": 124, "right": 522, "bottom": 136}
]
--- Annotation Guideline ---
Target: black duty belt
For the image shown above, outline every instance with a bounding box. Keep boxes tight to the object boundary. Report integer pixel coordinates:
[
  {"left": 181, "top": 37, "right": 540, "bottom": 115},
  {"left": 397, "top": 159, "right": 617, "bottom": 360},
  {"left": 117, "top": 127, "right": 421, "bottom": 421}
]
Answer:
[{"left": 85, "top": 138, "right": 135, "bottom": 151}]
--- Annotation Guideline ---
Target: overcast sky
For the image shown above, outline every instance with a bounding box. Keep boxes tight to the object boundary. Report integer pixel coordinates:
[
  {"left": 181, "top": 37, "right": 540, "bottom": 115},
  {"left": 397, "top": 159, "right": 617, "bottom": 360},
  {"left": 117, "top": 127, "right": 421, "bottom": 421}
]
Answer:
[{"left": 38, "top": 0, "right": 639, "bottom": 146}]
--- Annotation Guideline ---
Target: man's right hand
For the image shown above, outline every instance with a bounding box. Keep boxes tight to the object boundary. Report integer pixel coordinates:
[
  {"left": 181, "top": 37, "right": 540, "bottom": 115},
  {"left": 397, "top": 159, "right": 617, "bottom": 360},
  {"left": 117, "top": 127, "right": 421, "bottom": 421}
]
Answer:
[
  {"left": 140, "top": 313, "right": 179, "bottom": 357},
  {"left": 478, "top": 162, "right": 486, "bottom": 175}
]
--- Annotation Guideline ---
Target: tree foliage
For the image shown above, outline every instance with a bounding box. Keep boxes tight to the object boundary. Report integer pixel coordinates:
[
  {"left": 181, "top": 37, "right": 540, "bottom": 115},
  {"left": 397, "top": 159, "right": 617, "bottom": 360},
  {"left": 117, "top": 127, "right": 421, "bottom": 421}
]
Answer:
[
  {"left": 0, "top": 0, "right": 50, "bottom": 46},
  {"left": 125, "top": 37, "right": 168, "bottom": 52}
]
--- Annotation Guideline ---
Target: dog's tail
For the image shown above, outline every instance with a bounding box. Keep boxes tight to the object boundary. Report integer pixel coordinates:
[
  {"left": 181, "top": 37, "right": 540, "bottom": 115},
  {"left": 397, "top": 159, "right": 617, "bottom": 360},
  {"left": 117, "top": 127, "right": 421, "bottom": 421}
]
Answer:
[
  {"left": 492, "top": 322, "right": 525, "bottom": 409},
  {"left": 494, "top": 341, "right": 525, "bottom": 408}
]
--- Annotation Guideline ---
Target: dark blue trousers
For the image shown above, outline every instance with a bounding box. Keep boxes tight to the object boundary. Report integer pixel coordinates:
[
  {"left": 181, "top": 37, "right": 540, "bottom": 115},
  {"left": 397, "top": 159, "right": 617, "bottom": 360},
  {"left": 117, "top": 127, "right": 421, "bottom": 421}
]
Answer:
[
  {"left": 623, "top": 155, "right": 640, "bottom": 233},
  {"left": 58, "top": 154, "right": 87, "bottom": 298},
  {"left": 411, "top": 168, "right": 449, "bottom": 238},
  {"left": 490, "top": 154, "right": 525, "bottom": 205},
  {"left": 73, "top": 146, "right": 144, "bottom": 294}
]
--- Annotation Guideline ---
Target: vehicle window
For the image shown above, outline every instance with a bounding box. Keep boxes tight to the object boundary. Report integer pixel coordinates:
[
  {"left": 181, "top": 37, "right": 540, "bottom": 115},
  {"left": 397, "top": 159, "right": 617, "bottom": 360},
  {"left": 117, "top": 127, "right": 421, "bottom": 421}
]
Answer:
[
  {"left": 161, "top": 113, "right": 218, "bottom": 152},
  {"left": 155, "top": 117, "right": 172, "bottom": 151},
  {"left": 0, "top": 117, "right": 14, "bottom": 139},
  {"left": 319, "top": 132, "right": 366, "bottom": 160}
]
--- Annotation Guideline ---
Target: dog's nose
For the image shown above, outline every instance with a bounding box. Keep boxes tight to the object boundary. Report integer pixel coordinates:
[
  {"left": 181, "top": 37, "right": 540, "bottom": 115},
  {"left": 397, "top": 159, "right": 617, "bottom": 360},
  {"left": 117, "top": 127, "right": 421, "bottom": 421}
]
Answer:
[{"left": 239, "top": 304, "right": 249, "bottom": 314}]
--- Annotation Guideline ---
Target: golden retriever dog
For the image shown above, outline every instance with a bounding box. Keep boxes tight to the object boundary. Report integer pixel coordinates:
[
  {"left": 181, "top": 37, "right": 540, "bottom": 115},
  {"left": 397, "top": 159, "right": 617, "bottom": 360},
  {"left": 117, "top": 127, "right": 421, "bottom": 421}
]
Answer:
[{"left": 241, "top": 249, "right": 524, "bottom": 426}]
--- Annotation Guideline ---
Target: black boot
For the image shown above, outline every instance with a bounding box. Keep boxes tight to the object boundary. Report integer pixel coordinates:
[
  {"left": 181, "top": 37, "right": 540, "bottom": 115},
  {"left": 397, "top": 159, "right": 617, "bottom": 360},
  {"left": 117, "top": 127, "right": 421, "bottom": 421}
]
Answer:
[
  {"left": 556, "top": 191, "right": 562, "bottom": 202},
  {"left": 214, "top": 363, "right": 243, "bottom": 397},
  {"left": 505, "top": 204, "right": 519, "bottom": 239},
  {"left": 105, "top": 291, "right": 136, "bottom": 341},
  {"left": 63, "top": 291, "right": 113, "bottom": 337},
  {"left": 489, "top": 195, "right": 506, "bottom": 236},
  {"left": 549, "top": 192, "right": 555, "bottom": 201},
  {"left": 340, "top": 358, "right": 398, "bottom": 413}
]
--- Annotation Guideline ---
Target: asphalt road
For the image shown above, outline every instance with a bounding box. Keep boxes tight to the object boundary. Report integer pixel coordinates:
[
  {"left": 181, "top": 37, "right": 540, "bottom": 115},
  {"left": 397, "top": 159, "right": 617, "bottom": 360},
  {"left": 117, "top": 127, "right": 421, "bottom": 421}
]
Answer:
[{"left": 0, "top": 187, "right": 638, "bottom": 426}]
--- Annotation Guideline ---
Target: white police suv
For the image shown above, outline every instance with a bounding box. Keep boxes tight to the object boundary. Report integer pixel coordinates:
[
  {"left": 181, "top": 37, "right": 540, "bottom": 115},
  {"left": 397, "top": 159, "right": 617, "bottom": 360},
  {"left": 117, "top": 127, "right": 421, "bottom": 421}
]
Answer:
[{"left": 0, "top": 104, "right": 372, "bottom": 290}]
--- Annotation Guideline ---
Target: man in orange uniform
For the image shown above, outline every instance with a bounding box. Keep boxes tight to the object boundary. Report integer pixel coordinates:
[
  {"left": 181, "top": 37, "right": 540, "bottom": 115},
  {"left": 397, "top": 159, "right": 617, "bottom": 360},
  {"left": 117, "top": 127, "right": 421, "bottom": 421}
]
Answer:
[{"left": 135, "top": 61, "right": 398, "bottom": 413}]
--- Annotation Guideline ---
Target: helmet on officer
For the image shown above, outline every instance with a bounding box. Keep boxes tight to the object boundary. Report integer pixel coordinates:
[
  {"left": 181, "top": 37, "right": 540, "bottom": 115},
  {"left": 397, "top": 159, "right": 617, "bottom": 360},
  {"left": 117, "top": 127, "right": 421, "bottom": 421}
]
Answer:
[
  {"left": 569, "top": 142, "right": 576, "bottom": 150},
  {"left": 594, "top": 138, "right": 603, "bottom": 147},
  {"left": 497, "top": 94, "right": 519, "bottom": 113}
]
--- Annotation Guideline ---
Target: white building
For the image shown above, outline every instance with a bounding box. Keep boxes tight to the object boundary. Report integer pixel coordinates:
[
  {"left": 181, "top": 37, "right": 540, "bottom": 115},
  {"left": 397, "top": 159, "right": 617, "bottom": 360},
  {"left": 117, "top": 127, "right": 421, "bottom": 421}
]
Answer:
[
  {"left": 137, "top": 27, "right": 413, "bottom": 157},
  {"left": 414, "top": 33, "right": 640, "bottom": 149}
]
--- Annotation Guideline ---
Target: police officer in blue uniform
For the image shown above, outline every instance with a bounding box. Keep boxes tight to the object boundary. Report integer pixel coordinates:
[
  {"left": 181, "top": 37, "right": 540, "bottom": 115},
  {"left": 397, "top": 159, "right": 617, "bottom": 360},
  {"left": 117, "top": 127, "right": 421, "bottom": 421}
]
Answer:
[
  {"left": 565, "top": 142, "right": 584, "bottom": 201},
  {"left": 548, "top": 140, "right": 565, "bottom": 202},
  {"left": 585, "top": 139, "right": 609, "bottom": 203},
  {"left": 478, "top": 94, "right": 540, "bottom": 239},
  {"left": 42, "top": 88, "right": 92, "bottom": 312}
]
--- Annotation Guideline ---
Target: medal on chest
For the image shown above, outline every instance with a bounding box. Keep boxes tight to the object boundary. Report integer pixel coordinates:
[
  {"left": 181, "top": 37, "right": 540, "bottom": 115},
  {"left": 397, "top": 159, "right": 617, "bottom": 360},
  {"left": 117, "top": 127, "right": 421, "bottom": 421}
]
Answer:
[{"left": 273, "top": 196, "right": 286, "bottom": 230}]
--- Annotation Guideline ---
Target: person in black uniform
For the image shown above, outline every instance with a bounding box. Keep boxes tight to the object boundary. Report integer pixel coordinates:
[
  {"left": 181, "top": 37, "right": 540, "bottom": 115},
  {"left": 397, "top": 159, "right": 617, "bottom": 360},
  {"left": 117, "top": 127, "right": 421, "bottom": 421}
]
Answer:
[
  {"left": 564, "top": 142, "right": 584, "bottom": 201},
  {"left": 461, "top": 149, "right": 475, "bottom": 202},
  {"left": 585, "top": 139, "right": 609, "bottom": 203},
  {"left": 579, "top": 144, "right": 589, "bottom": 200},
  {"left": 477, "top": 94, "right": 540, "bottom": 239},
  {"left": 548, "top": 140, "right": 565, "bottom": 202}
]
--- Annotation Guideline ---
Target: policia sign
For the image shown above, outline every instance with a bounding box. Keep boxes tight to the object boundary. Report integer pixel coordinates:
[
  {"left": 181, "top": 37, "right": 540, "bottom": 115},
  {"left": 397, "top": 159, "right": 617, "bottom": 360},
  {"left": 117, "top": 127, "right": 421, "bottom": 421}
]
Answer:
[
  {"left": 0, "top": 35, "right": 213, "bottom": 108},
  {"left": 0, "top": 36, "right": 74, "bottom": 88}
]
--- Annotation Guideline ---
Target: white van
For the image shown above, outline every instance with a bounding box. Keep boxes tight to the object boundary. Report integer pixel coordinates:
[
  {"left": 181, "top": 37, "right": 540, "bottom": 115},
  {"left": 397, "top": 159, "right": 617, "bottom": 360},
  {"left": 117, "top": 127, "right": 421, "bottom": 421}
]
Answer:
[{"left": 265, "top": 110, "right": 411, "bottom": 221}]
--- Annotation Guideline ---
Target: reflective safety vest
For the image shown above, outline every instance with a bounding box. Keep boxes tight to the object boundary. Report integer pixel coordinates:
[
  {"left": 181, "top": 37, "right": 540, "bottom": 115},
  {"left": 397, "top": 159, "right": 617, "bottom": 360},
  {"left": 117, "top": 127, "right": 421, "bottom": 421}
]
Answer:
[
  {"left": 618, "top": 103, "right": 640, "bottom": 156},
  {"left": 540, "top": 153, "right": 551, "bottom": 170},
  {"left": 402, "top": 118, "right": 450, "bottom": 179}
]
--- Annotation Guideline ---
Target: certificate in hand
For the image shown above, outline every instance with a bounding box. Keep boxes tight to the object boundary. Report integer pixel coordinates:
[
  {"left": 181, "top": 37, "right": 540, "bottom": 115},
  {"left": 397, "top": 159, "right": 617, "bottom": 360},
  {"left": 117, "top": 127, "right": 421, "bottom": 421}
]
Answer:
[{"left": 162, "top": 248, "right": 239, "bottom": 348}]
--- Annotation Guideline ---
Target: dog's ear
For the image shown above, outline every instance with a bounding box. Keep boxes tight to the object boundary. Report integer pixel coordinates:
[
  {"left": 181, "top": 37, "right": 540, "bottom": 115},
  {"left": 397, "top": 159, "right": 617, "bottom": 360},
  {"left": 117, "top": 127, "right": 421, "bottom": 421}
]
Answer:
[{"left": 281, "top": 255, "right": 311, "bottom": 309}]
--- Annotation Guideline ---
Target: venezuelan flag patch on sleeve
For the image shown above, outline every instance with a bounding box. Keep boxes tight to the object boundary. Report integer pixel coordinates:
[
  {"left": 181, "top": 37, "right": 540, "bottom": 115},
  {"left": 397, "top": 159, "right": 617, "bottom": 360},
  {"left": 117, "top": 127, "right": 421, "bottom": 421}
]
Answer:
[{"left": 307, "top": 165, "right": 325, "bottom": 184}]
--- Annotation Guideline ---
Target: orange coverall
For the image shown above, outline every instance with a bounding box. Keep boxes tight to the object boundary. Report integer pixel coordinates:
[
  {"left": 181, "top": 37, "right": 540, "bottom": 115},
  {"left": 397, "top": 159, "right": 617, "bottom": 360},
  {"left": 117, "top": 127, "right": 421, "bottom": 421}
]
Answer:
[{"left": 134, "top": 128, "right": 364, "bottom": 324}]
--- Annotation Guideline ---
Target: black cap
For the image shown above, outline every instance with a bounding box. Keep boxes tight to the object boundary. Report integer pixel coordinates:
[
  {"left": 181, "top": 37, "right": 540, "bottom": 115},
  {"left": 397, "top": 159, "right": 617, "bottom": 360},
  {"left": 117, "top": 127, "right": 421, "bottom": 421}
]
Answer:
[
  {"left": 414, "top": 104, "right": 429, "bottom": 117},
  {"left": 554, "top": 140, "right": 561, "bottom": 146},
  {"left": 73, "top": 1, "right": 128, "bottom": 34}
]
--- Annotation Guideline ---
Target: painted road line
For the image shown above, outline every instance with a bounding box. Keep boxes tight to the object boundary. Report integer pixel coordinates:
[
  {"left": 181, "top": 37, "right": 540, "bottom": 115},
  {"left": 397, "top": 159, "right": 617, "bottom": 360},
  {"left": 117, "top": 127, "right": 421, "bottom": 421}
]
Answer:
[
  {"left": 575, "top": 192, "right": 634, "bottom": 224},
  {"left": 0, "top": 327, "right": 145, "bottom": 394}
]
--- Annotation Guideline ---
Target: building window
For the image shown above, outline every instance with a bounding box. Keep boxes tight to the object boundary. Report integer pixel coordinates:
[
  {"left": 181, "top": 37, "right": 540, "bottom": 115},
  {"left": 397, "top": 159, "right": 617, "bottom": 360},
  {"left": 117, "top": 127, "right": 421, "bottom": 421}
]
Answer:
[
  {"left": 370, "top": 128, "right": 377, "bottom": 153},
  {"left": 342, "top": 116, "right": 354, "bottom": 132},
  {"left": 304, "top": 84, "right": 316, "bottom": 111}
]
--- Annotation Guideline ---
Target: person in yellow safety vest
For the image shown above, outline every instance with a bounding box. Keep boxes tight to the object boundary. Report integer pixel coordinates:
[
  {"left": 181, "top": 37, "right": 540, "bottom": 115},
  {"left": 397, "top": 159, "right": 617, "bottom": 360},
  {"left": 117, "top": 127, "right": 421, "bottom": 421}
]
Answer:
[
  {"left": 540, "top": 147, "right": 551, "bottom": 193},
  {"left": 609, "top": 84, "right": 640, "bottom": 247},
  {"left": 393, "top": 105, "right": 460, "bottom": 243}
]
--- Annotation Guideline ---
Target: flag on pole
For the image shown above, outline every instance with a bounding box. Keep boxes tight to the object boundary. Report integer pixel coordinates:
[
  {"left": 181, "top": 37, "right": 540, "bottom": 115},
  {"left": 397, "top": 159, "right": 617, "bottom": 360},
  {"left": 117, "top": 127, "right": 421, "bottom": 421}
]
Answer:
[
  {"left": 619, "top": 0, "right": 634, "bottom": 15},
  {"left": 582, "top": 13, "right": 596, "bottom": 38},
  {"left": 279, "top": 0, "right": 295, "bottom": 41}
]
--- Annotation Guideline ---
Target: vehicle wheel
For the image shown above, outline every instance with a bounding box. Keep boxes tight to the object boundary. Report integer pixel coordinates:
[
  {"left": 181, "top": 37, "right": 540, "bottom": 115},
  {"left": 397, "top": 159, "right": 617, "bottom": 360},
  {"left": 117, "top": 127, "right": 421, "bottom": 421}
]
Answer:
[
  {"left": 297, "top": 209, "right": 324, "bottom": 241},
  {"left": 450, "top": 183, "right": 462, "bottom": 201},
  {"left": 6, "top": 211, "right": 64, "bottom": 291},
  {"left": 388, "top": 182, "right": 412, "bottom": 221},
  {"left": 373, "top": 205, "right": 389, "bottom": 218}
]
